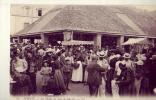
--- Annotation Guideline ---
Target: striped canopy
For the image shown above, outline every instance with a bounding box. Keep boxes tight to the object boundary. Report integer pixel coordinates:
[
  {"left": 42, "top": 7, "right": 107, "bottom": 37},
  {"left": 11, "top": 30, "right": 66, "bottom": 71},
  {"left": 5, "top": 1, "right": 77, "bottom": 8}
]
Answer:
[
  {"left": 61, "top": 40, "right": 94, "bottom": 45},
  {"left": 122, "top": 38, "right": 149, "bottom": 45}
]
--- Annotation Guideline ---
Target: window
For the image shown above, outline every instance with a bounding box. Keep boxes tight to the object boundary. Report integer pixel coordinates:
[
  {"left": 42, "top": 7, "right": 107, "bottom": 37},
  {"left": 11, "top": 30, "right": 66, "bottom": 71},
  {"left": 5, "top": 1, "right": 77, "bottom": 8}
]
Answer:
[{"left": 38, "top": 9, "right": 42, "bottom": 16}]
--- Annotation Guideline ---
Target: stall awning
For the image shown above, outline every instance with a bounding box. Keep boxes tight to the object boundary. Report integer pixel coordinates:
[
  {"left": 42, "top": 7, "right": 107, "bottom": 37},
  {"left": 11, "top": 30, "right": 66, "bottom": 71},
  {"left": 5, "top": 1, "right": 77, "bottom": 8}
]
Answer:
[
  {"left": 122, "top": 38, "right": 149, "bottom": 45},
  {"left": 61, "top": 40, "right": 94, "bottom": 45}
]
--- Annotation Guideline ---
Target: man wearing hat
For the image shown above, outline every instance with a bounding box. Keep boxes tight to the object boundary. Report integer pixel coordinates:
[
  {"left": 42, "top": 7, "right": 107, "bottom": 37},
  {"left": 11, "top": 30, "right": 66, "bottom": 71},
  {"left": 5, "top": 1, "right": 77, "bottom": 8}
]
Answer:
[{"left": 87, "top": 55, "right": 106, "bottom": 96}]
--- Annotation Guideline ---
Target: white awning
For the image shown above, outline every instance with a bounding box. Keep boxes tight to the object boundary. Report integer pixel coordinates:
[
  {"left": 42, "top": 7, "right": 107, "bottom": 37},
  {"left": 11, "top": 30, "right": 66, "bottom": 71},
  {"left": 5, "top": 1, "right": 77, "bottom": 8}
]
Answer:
[
  {"left": 61, "top": 40, "right": 94, "bottom": 45},
  {"left": 122, "top": 38, "right": 149, "bottom": 45}
]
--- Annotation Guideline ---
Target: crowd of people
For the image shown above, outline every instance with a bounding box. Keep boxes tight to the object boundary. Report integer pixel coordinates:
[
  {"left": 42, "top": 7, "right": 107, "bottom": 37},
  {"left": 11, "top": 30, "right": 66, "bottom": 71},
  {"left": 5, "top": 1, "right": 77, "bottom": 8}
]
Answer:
[{"left": 10, "top": 42, "right": 156, "bottom": 96}]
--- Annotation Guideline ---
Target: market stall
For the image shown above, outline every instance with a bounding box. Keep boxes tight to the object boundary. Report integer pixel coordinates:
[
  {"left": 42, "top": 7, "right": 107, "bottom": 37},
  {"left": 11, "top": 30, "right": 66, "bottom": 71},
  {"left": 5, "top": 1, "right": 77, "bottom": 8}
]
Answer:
[
  {"left": 122, "top": 38, "right": 150, "bottom": 45},
  {"left": 122, "top": 38, "right": 150, "bottom": 53},
  {"left": 61, "top": 40, "right": 94, "bottom": 46}
]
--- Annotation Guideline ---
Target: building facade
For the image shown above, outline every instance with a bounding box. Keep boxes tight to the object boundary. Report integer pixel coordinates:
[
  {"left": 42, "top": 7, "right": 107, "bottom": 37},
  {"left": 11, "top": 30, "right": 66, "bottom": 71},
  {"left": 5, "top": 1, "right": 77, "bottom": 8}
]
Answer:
[
  {"left": 11, "top": 5, "right": 156, "bottom": 49},
  {"left": 11, "top": 5, "right": 54, "bottom": 35}
]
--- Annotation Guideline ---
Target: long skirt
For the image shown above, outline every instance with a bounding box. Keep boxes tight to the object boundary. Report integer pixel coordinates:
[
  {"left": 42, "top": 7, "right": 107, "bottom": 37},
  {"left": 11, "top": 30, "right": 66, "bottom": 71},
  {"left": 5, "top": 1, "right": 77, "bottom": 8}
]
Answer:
[
  {"left": 54, "top": 69, "right": 66, "bottom": 94},
  {"left": 111, "top": 80, "right": 119, "bottom": 96},
  {"left": 29, "top": 73, "right": 36, "bottom": 94},
  {"left": 118, "top": 83, "right": 135, "bottom": 96},
  {"left": 98, "top": 77, "right": 106, "bottom": 96},
  {"left": 16, "top": 86, "right": 29, "bottom": 95},
  {"left": 71, "top": 61, "right": 83, "bottom": 82},
  {"left": 84, "top": 71, "right": 88, "bottom": 82},
  {"left": 36, "top": 71, "right": 43, "bottom": 94},
  {"left": 41, "top": 75, "right": 50, "bottom": 86},
  {"left": 14, "top": 73, "right": 32, "bottom": 95}
]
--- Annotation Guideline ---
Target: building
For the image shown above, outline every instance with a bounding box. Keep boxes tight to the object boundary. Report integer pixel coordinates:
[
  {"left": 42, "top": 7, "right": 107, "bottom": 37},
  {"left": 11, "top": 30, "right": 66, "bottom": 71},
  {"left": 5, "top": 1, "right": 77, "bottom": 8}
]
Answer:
[
  {"left": 11, "top": 5, "right": 54, "bottom": 35},
  {"left": 11, "top": 5, "right": 156, "bottom": 48}
]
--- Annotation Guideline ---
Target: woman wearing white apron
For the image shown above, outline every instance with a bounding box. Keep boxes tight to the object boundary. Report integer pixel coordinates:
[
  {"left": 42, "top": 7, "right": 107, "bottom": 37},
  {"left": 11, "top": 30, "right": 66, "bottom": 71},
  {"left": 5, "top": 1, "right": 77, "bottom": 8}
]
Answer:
[{"left": 71, "top": 58, "right": 83, "bottom": 82}]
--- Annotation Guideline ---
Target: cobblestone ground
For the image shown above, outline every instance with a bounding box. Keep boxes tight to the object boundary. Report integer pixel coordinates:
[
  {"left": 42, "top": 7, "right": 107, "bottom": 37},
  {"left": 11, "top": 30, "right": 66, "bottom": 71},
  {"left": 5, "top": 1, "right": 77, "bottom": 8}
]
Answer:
[{"left": 66, "top": 83, "right": 89, "bottom": 96}]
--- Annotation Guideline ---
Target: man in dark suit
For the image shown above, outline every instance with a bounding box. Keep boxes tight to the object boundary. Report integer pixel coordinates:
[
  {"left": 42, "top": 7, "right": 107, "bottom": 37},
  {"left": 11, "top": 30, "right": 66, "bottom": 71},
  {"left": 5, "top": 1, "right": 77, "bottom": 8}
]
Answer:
[{"left": 87, "top": 55, "right": 105, "bottom": 96}]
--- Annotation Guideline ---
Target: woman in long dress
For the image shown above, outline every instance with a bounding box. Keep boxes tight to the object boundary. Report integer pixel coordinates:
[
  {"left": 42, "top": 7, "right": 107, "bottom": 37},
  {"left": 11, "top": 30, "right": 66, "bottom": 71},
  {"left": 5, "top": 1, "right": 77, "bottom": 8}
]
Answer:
[
  {"left": 84, "top": 52, "right": 92, "bottom": 84},
  {"left": 71, "top": 57, "right": 83, "bottom": 82},
  {"left": 11, "top": 53, "right": 32, "bottom": 95},
  {"left": 97, "top": 52, "right": 109, "bottom": 96},
  {"left": 52, "top": 55, "right": 66, "bottom": 95}
]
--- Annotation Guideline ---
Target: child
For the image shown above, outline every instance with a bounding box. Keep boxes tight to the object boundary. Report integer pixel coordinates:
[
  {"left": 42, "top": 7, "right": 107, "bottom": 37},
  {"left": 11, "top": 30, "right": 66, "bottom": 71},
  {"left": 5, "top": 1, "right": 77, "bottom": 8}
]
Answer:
[
  {"left": 40, "top": 60, "right": 52, "bottom": 94},
  {"left": 63, "top": 57, "right": 73, "bottom": 90}
]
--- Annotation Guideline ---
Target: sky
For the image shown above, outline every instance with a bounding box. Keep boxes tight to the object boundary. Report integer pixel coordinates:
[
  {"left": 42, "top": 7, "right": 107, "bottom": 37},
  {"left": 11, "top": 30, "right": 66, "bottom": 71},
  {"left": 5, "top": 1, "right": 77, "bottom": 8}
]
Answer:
[
  {"left": 136, "top": 5, "right": 156, "bottom": 11},
  {"left": 9, "top": 0, "right": 156, "bottom": 5}
]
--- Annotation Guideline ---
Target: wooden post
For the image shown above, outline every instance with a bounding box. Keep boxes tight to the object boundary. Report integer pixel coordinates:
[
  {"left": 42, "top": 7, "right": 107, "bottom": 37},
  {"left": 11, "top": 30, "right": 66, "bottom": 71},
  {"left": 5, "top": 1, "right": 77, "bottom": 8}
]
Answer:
[
  {"left": 40, "top": 33, "right": 49, "bottom": 45},
  {"left": 94, "top": 34, "right": 102, "bottom": 49}
]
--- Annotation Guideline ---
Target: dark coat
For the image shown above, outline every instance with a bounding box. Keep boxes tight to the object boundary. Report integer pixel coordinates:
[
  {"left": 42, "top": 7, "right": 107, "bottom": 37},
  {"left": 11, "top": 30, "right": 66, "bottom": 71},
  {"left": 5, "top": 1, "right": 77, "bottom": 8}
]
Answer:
[
  {"left": 134, "top": 77, "right": 150, "bottom": 95},
  {"left": 117, "top": 68, "right": 135, "bottom": 96},
  {"left": 87, "top": 62, "right": 105, "bottom": 86},
  {"left": 13, "top": 73, "right": 32, "bottom": 95},
  {"left": 109, "top": 58, "right": 118, "bottom": 69},
  {"left": 149, "top": 59, "right": 156, "bottom": 93}
]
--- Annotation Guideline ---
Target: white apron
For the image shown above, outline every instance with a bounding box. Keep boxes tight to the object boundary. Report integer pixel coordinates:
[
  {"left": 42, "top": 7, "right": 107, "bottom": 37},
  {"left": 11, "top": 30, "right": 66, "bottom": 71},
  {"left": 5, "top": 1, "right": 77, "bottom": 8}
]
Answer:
[{"left": 71, "top": 61, "right": 83, "bottom": 82}]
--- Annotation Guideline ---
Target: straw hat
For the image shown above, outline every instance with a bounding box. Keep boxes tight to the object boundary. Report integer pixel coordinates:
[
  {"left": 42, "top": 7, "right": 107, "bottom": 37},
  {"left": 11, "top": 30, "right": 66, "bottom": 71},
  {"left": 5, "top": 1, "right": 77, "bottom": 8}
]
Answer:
[
  {"left": 99, "top": 51, "right": 106, "bottom": 57},
  {"left": 46, "top": 48, "right": 53, "bottom": 53},
  {"left": 80, "top": 45, "right": 84, "bottom": 48},
  {"left": 123, "top": 53, "right": 131, "bottom": 58},
  {"left": 65, "top": 57, "right": 70, "bottom": 61},
  {"left": 43, "top": 60, "right": 48, "bottom": 63}
]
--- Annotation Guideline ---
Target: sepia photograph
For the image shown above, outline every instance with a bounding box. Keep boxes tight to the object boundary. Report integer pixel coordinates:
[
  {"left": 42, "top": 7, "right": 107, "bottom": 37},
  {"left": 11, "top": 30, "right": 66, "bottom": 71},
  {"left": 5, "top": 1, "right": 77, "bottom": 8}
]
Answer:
[{"left": 9, "top": 4, "right": 156, "bottom": 98}]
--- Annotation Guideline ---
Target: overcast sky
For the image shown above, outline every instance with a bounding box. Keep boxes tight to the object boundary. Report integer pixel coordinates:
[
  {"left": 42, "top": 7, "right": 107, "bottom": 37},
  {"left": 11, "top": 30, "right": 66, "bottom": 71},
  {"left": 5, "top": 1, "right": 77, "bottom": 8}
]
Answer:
[
  {"left": 11, "top": 5, "right": 156, "bottom": 12},
  {"left": 136, "top": 5, "right": 156, "bottom": 11},
  {"left": 10, "top": 0, "right": 156, "bottom": 4}
]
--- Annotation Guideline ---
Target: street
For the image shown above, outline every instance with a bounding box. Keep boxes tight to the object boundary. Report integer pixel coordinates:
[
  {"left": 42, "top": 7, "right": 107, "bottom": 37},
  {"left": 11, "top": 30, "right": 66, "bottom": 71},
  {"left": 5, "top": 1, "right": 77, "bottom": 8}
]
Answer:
[{"left": 66, "top": 83, "right": 89, "bottom": 96}]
